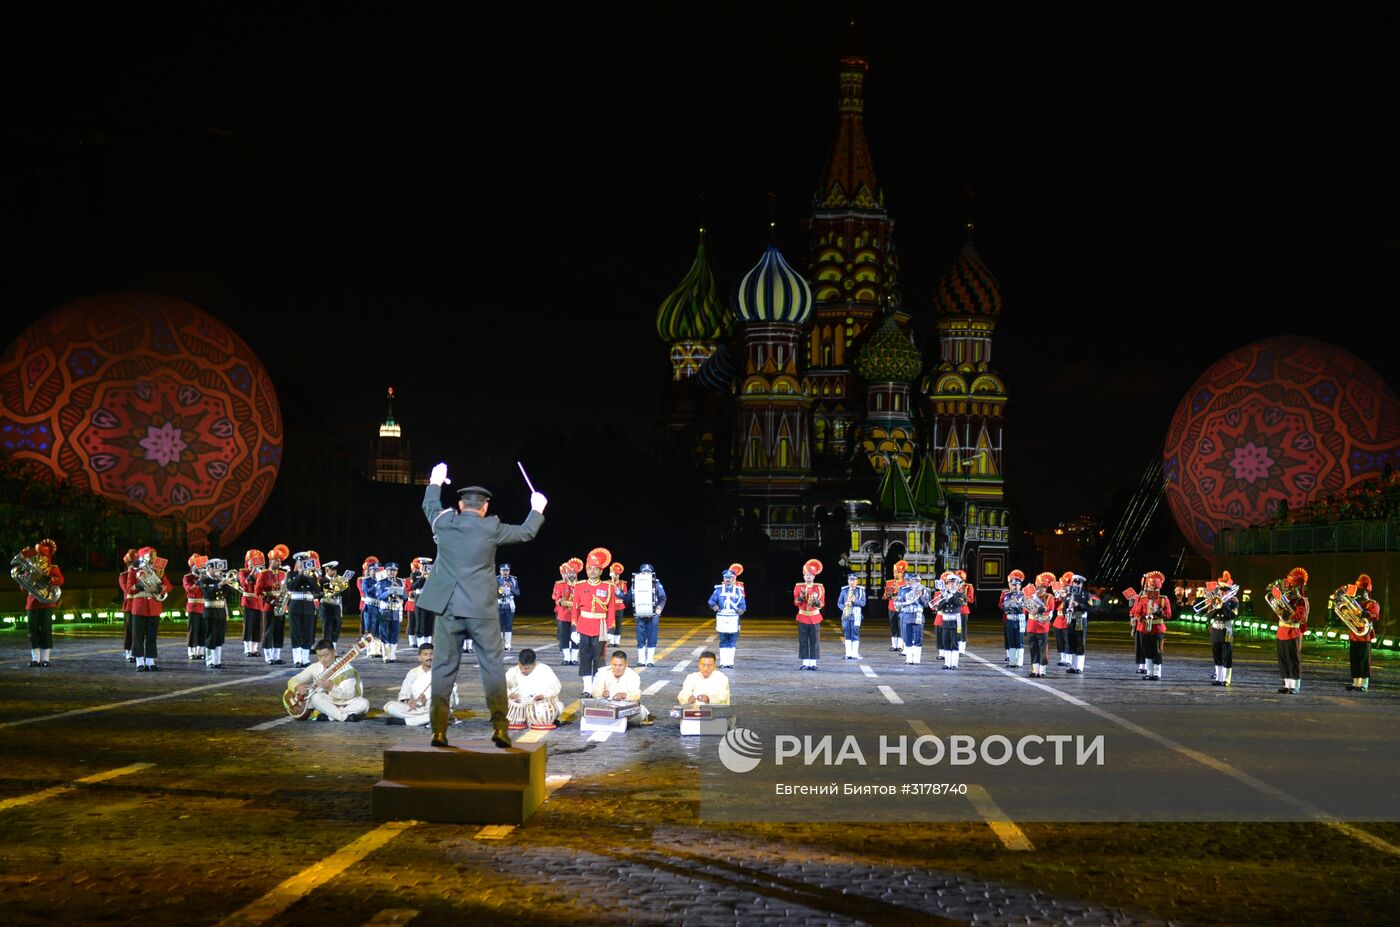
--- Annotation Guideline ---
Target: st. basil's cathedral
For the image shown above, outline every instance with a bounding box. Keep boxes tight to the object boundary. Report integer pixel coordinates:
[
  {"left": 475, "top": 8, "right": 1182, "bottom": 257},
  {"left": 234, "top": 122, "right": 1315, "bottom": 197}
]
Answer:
[{"left": 654, "top": 54, "right": 1011, "bottom": 595}]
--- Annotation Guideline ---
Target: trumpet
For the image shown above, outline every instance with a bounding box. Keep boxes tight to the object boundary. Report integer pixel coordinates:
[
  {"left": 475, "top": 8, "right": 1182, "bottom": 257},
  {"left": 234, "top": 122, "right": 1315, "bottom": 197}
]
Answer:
[{"left": 1331, "top": 585, "right": 1372, "bottom": 637}]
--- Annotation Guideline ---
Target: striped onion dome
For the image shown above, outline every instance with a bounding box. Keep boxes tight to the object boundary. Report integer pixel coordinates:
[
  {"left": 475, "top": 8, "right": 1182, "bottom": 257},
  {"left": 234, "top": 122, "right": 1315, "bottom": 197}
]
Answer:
[
  {"left": 855, "top": 313, "right": 921, "bottom": 382},
  {"left": 934, "top": 240, "right": 1002, "bottom": 318},
  {"left": 695, "top": 342, "right": 740, "bottom": 393},
  {"left": 656, "top": 233, "right": 734, "bottom": 342},
  {"left": 733, "top": 244, "right": 813, "bottom": 324}
]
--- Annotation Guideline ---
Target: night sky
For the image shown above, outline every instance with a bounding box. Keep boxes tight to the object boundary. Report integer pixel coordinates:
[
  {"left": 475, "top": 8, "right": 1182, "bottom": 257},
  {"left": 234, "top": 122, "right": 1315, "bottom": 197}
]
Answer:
[{"left": 3, "top": 6, "right": 1397, "bottom": 538}]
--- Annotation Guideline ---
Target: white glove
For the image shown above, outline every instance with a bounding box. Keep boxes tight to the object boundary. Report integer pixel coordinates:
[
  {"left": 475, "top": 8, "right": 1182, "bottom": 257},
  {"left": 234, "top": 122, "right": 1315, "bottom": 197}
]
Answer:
[
  {"left": 430, "top": 462, "right": 450, "bottom": 486},
  {"left": 530, "top": 491, "right": 548, "bottom": 513},
  {"left": 570, "top": 630, "right": 580, "bottom": 644}
]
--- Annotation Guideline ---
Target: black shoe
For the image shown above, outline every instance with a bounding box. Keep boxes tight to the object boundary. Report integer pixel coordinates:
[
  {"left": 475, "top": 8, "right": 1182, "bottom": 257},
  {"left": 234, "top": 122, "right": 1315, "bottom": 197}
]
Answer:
[
  {"left": 491, "top": 724, "right": 512, "bottom": 749},
  {"left": 345, "top": 713, "right": 364, "bottom": 722},
  {"left": 136, "top": 665, "right": 150, "bottom": 672},
  {"left": 430, "top": 733, "right": 449, "bottom": 747},
  {"left": 150, "top": 665, "right": 161, "bottom": 671},
  {"left": 384, "top": 717, "right": 406, "bottom": 725},
  {"left": 1346, "top": 685, "right": 1356, "bottom": 691},
  {"left": 28, "top": 660, "right": 39, "bottom": 667},
  {"left": 1211, "top": 681, "right": 1223, "bottom": 687},
  {"left": 1137, "top": 668, "right": 1147, "bottom": 674},
  {"left": 127, "top": 656, "right": 137, "bottom": 663},
  {"left": 213, "top": 664, "right": 224, "bottom": 669},
  {"left": 40, "top": 661, "right": 51, "bottom": 667}
]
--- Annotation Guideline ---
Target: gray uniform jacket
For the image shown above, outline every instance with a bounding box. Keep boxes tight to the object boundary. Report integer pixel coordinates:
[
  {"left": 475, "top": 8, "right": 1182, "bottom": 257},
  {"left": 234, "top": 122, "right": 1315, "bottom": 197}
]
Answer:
[{"left": 416, "top": 484, "right": 544, "bottom": 618}]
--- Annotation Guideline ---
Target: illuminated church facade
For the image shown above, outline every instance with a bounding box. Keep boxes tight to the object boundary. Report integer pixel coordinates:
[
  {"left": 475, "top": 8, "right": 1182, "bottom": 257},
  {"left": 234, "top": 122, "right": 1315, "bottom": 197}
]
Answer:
[{"left": 655, "top": 54, "right": 1011, "bottom": 593}]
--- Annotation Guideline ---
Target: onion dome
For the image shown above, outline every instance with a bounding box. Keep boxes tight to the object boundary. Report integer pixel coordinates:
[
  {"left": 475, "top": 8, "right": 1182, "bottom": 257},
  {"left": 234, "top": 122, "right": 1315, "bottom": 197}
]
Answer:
[
  {"left": 656, "top": 233, "right": 733, "bottom": 342},
  {"left": 695, "top": 342, "right": 739, "bottom": 393},
  {"left": 734, "top": 244, "right": 813, "bottom": 324},
  {"left": 854, "top": 313, "right": 921, "bottom": 382},
  {"left": 934, "top": 240, "right": 1002, "bottom": 318}
]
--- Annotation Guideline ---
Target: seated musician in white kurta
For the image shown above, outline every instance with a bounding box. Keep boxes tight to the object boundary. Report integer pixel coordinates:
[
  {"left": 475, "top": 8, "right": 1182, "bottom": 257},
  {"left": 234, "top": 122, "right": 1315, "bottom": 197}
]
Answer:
[
  {"left": 385, "top": 643, "right": 458, "bottom": 726},
  {"left": 288, "top": 640, "right": 370, "bottom": 721},
  {"left": 506, "top": 647, "right": 564, "bottom": 729},
  {"left": 589, "top": 650, "right": 652, "bottom": 725},
  {"left": 677, "top": 651, "right": 731, "bottom": 706}
]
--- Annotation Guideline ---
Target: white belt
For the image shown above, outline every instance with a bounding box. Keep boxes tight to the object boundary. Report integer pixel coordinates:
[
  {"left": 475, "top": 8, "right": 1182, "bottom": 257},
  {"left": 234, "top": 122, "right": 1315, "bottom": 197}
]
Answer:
[
  {"left": 581, "top": 610, "right": 606, "bottom": 619},
  {"left": 717, "top": 609, "right": 738, "bottom": 618},
  {"left": 290, "top": 592, "right": 315, "bottom": 601},
  {"left": 323, "top": 596, "right": 341, "bottom": 605},
  {"left": 203, "top": 599, "right": 227, "bottom": 609}
]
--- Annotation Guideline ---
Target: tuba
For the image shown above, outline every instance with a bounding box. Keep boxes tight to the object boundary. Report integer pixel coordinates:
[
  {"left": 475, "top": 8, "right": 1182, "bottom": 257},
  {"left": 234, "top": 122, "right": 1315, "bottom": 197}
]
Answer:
[
  {"left": 1264, "top": 580, "right": 1296, "bottom": 622},
  {"left": 10, "top": 549, "right": 62, "bottom": 605},
  {"left": 1331, "top": 585, "right": 1372, "bottom": 637},
  {"left": 137, "top": 556, "right": 169, "bottom": 602}
]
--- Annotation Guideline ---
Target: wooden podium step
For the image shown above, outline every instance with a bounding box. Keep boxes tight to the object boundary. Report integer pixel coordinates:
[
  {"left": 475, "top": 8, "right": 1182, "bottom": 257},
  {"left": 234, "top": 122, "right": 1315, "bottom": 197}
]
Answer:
[{"left": 372, "top": 741, "right": 547, "bottom": 824}]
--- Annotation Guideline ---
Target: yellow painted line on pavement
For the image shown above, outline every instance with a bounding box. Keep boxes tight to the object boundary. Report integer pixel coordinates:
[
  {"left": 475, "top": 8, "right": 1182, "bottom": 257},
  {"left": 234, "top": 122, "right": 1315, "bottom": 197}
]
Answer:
[
  {"left": 360, "top": 910, "right": 419, "bottom": 927},
  {"left": 0, "top": 762, "right": 153, "bottom": 812},
  {"left": 965, "top": 785, "right": 1036, "bottom": 851},
  {"left": 218, "top": 821, "right": 416, "bottom": 927},
  {"left": 0, "top": 671, "right": 286, "bottom": 729},
  {"left": 474, "top": 825, "right": 515, "bottom": 840}
]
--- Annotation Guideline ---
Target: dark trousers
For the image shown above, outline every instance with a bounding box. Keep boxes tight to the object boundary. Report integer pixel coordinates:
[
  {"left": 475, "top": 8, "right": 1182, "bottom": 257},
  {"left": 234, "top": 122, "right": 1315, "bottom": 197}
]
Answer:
[
  {"left": 406, "top": 607, "right": 419, "bottom": 639},
  {"left": 124, "top": 611, "right": 134, "bottom": 651},
  {"left": 636, "top": 617, "right": 658, "bottom": 648},
  {"left": 1026, "top": 631, "right": 1049, "bottom": 666},
  {"left": 557, "top": 619, "right": 572, "bottom": 658},
  {"left": 1066, "top": 625, "right": 1085, "bottom": 656},
  {"left": 289, "top": 609, "right": 316, "bottom": 650},
  {"left": 901, "top": 618, "right": 924, "bottom": 647},
  {"left": 186, "top": 611, "right": 205, "bottom": 649},
  {"left": 1143, "top": 632, "right": 1164, "bottom": 666},
  {"left": 262, "top": 610, "right": 285, "bottom": 650},
  {"left": 132, "top": 614, "right": 159, "bottom": 659},
  {"left": 430, "top": 607, "right": 508, "bottom": 737},
  {"left": 1210, "top": 626, "right": 1233, "bottom": 667},
  {"left": 1277, "top": 637, "right": 1301, "bottom": 679},
  {"left": 577, "top": 633, "right": 604, "bottom": 680},
  {"left": 1003, "top": 620, "right": 1023, "bottom": 649},
  {"left": 1054, "top": 626, "right": 1068, "bottom": 656},
  {"left": 361, "top": 606, "right": 378, "bottom": 637},
  {"left": 498, "top": 605, "right": 514, "bottom": 632},
  {"left": 204, "top": 606, "right": 227, "bottom": 648},
  {"left": 379, "top": 612, "right": 402, "bottom": 645},
  {"left": 798, "top": 621, "right": 820, "bottom": 660},
  {"left": 1349, "top": 640, "right": 1371, "bottom": 679},
  {"left": 320, "top": 603, "right": 342, "bottom": 643},
  {"left": 889, "top": 610, "right": 901, "bottom": 640},
  {"left": 1134, "top": 630, "right": 1146, "bottom": 663},
  {"left": 27, "top": 608, "right": 53, "bottom": 649},
  {"left": 242, "top": 607, "right": 261, "bottom": 644},
  {"left": 416, "top": 607, "right": 435, "bottom": 643}
]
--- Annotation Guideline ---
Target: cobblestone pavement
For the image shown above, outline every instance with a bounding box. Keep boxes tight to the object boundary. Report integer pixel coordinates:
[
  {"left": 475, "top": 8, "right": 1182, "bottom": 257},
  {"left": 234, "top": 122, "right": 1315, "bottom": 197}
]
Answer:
[{"left": 0, "top": 616, "right": 1395, "bottom": 926}]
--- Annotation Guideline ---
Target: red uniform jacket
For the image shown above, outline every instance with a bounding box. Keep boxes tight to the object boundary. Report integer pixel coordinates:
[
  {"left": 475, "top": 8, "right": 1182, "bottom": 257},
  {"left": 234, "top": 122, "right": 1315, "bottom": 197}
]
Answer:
[
  {"left": 1131, "top": 593, "right": 1172, "bottom": 634},
  {"left": 572, "top": 580, "right": 619, "bottom": 636},
  {"left": 1350, "top": 599, "right": 1380, "bottom": 643},
  {"left": 182, "top": 573, "right": 204, "bottom": 614},
  {"left": 255, "top": 569, "right": 285, "bottom": 612},
  {"left": 125, "top": 568, "right": 171, "bottom": 618},
  {"left": 552, "top": 579, "right": 576, "bottom": 623},
  {"left": 794, "top": 583, "right": 825, "bottom": 624},
  {"left": 119, "top": 569, "right": 134, "bottom": 613},
  {"left": 884, "top": 579, "right": 901, "bottom": 614},
  {"left": 1275, "top": 593, "right": 1307, "bottom": 641},
  {"left": 238, "top": 569, "right": 261, "bottom": 610},
  {"left": 25, "top": 563, "right": 64, "bottom": 611},
  {"left": 1025, "top": 590, "right": 1054, "bottom": 635}
]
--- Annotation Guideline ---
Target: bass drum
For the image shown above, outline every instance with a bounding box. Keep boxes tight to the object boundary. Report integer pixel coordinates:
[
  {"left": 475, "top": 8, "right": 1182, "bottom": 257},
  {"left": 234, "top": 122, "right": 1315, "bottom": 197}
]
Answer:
[{"left": 633, "top": 572, "right": 655, "bottom": 618}]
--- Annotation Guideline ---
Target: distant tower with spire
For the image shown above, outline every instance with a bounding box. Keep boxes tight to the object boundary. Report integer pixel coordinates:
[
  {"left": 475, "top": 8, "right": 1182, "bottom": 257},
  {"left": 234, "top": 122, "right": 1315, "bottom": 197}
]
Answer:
[
  {"left": 919, "top": 206, "right": 1010, "bottom": 580},
  {"left": 804, "top": 52, "right": 905, "bottom": 461},
  {"left": 369, "top": 386, "right": 412, "bottom": 484}
]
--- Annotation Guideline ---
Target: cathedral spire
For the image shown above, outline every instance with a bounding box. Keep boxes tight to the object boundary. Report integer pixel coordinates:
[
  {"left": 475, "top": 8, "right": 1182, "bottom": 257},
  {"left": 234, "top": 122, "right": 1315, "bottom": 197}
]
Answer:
[{"left": 816, "top": 54, "right": 883, "bottom": 212}]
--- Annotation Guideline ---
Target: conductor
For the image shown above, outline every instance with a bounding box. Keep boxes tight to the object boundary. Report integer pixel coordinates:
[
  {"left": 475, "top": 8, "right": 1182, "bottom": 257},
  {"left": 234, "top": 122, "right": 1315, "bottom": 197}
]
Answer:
[{"left": 420, "top": 462, "right": 546, "bottom": 748}]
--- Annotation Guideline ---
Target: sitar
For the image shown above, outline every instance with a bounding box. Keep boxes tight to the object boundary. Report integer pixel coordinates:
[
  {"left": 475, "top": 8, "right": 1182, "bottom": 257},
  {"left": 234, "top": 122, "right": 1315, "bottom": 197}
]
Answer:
[{"left": 282, "top": 634, "right": 374, "bottom": 719}]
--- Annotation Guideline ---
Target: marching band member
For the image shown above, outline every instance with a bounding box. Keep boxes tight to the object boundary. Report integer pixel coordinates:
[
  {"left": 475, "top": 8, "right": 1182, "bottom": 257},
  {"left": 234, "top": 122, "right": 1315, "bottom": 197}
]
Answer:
[
  {"left": 1201, "top": 569, "right": 1239, "bottom": 687},
  {"left": 607, "top": 562, "right": 628, "bottom": 647},
  {"left": 119, "top": 548, "right": 137, "bottom": 662},
  {"left": 1130, "top": 570, "right": 1170, "bottom": 681},
  {"left": 885, "top": 559, "right": 908, "bottom": 652},
  {"left": 933, "top": 572, "right": 966, "bottom": 669},
  {"left": 1274, "top": 567, "right": 1308, "bottom": 694},
  {"left": 506, "top": 647, "right": 564, "bottom": 730},
  {"left": 708, "top": 568, "right": 746, "bottom": 669},
  {"left": 794, "top": 559, "right": 825, "bottom": 671},
  {"left": 238, "top": 549, "right": 264, "bottom": 659},
  {"left": 571, "top": 548, "right": 621, "bottom": 694},
  {"left": 404, "top": 557, "right": 420, "bottom": 647},
  {"left": 1063, "top": 574, "right": 1091, "bottom": 674},
  {"left": 1052, "top": 570, "right": 1074, "bottom": 667},
  {"left": 895, "top": 571, "right": 931, "bottom": 664},
  {"left": 288, "top": 639, "right": 369, "bottom": 722},
  {"left": 22, "top": 539, "right": 63, "bottom": 668},
  {"left": 320, "top": 561, "right": 345, "bottom": 645},
  {"left": 552, "top": 560, "right": 579, "bottom": 666},
  {"left": 183, "top": 554, "right": 206, "bottom": 661},
  {"left": 198, "top": 557, "right": 236, "bottom": 669},
  {"left": 126, "top": 546, "right": 171, "bottom": 672},
  {"left": 956, "top": 569, "right": 973, "bottom": 654},
  {"left": 358, "top": 556, "right": 380, "bottom": 655},
  {"left": 837, "top": 573, "right": 866, "bottom": 660},
  {"left": 497, "top": 563, "right": 520, "bottom": 651},
  {"left": 590, "top": 650, "right": 652, "bottom": 725},
  {"left": 1348, "top": 574, "right": 1379, "bottom": 692},
  {"left": 630, "top": 563, "right": 666, "bottom": 668},
  {"left": 1024, "top": 572, "right": 1056, "bottom": 678},
  {"left": 678, "top": 651, "right": 731, "bottom": 706},
  {"left": 385, "top": 643, "right": 458, "bottom": 726},
  {"left": 377, "top": 562, "right": 407, "bottom": 663},
  {"left": 1000, "top": 569, "right": 1027, "bottom": 668},
  {"left": 256, "top": 544, "right": 291, "bottom": 665},
  {"left": 286, "top": 551, "right": 324, "bottom": 668},
  {"left": 409, "top": 557, "right": 434, "bottom": 649}
]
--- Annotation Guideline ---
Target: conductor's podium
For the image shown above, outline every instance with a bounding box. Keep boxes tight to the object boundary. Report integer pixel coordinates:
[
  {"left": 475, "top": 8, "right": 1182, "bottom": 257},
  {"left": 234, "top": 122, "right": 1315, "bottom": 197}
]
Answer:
[{"left": 372, "top": 741, "right": 546, "bottom": 824}]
